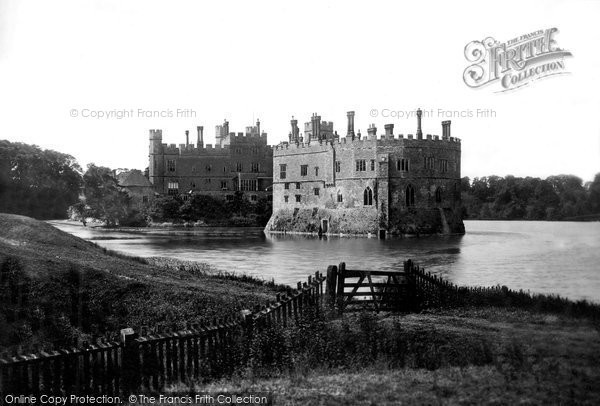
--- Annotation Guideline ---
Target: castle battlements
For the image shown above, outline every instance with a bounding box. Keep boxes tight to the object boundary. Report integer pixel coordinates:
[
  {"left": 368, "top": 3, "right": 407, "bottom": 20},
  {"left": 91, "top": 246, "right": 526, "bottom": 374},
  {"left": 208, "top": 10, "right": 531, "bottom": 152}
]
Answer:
[{"left": 274, "top": 131, "right": 460, "bottom": 154}]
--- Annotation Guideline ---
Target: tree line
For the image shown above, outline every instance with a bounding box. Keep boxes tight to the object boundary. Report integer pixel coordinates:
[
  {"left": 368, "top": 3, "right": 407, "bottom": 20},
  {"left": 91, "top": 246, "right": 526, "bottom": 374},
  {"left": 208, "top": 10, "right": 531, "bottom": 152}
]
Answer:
[
  {"left": 1, "top": 140, "right": 599, "bottom": 223},
  {"left": 460, "top": 174, "right": 600, "bottom": 220}
]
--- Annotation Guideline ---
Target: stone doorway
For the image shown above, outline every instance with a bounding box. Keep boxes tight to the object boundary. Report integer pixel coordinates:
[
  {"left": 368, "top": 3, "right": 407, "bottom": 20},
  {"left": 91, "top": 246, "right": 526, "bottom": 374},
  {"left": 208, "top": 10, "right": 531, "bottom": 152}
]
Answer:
[{"left": 321, "top": 219, "right": 329, "bottom": 233}]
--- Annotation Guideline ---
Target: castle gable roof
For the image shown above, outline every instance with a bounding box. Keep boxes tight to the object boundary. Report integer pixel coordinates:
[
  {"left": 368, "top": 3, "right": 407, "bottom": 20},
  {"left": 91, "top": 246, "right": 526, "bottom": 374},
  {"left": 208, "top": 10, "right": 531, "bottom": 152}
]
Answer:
[{"left": 117, "top": 170, "right": 152, "bottom": 187}]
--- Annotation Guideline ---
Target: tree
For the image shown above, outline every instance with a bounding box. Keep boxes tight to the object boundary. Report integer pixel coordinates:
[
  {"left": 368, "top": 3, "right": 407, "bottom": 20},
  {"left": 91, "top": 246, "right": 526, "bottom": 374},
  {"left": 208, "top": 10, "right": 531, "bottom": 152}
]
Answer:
[
  {"left": 588, "top": 173, "right": 600, "bottom": 213},
  {"left": 0, "top": 140, "right": 82, "bottom": 219},
  {"left": 81, "top": 164, "right": 130, "bottom": 226}
]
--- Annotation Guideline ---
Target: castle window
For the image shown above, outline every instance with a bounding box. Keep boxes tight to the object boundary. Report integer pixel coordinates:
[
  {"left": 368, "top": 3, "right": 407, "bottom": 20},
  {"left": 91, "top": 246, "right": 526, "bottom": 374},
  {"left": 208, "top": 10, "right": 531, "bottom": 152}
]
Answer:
[
  {"left": 235, "top": 147, "right": 242, "bottom": 155},
  {"left": 251, "top": 147, "right": 259, "bottom": 155},
  {"left": 335, "top": 161, "right": 341, "bottom": 173},
  {"left": 295, "top": 194, "right": 301, "bottom": 203},
  {"left": 284, "top": 195, "right": 289, "bottom": 203},
  {"left": 315, "top": 166, "right": 319, "bottom": 176},
  {"left": 167, "top": 181, "right": 179, "bottom": 195},
  {"left": 182, "top": 194, "right": 190, "bottom": 201},
  {"left": 301, "top": 165, "right": 308, "bottom": 176},
  {"left": 191, "top": 182, "right": 196, "bottom": 188},
  {"left": 142, "top": 196, "right": 149, "bottom": 203},
  {"left": 398, "top": 159, "right": 410, "bottom": 171},
  {"left": 192, "top": 166, "right": 196, "bottom": 173},
  {"left": 167, "top": 160, "right": 176, "bottom": 172},
  {"left": 280, "top": 164, "right": 287, "bottom": 179},
  {"left": 337, "top": 191, "right": 343, "bottom": 203},
  {"left": 356, "top": 160, "right": 366, "bottom": 172},
  {"left": 440, "top": 159, "right": 448, "bottom": 173},
  {"left": 406, "top": 185, "right": 415, "bottom": 207},
  {"left": 435, "top": 187, "right": 442, "bottom": 203},
  {"left": 284, "top": 182, "right": 290, "bottom": 190},
  {"left": 223, "top": 166, "right": 227, "bottom": 173},
  {"left": 250, "top": 194, "right": 258, "bottom": 202},
  {"left": 314, "top": 188, "right": 320, "bottom": 196},
  {"left": 251, "top": 163, "right": 260, "bottom": 173},
  {"left": 206, "top": 164, "right": 212, "bottom": 172},
  {"left": 424, "top": 157, "right": 435, "bottom": 170},
  {"left": 205, "top": 178, "right": 211, "bottom": 184},
  {"left": 370, "top": 160, "right": 375, "bottom": 171},
  {"left": 221, "top": 180, "right": 228, "bottom": 190},
  {"left": 296, "top": 182, "right": 301, "bottom": 189},
  {"left": 363, "top": 187, "right": 373, "bottom": 206},
  {"left": 241, "top": 179, "right": 258, "bottom": 191},
  {"left": 236, "top": 162, "right": 243, "bottom": 172}
]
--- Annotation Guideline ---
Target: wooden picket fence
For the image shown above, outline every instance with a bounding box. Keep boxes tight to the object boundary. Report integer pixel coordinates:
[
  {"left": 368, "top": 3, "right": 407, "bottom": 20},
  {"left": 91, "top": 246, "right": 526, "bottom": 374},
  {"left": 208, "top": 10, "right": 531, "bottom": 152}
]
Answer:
[{"left": 0, "top": 272, "right": 325, "bottom": 396}]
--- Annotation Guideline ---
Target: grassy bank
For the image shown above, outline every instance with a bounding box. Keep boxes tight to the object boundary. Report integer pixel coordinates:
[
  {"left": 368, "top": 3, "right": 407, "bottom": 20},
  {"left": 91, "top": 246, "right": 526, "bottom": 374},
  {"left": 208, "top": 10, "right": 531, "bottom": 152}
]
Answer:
[{"left": 0, "top": 213, "right": 284, "bottom": 352}]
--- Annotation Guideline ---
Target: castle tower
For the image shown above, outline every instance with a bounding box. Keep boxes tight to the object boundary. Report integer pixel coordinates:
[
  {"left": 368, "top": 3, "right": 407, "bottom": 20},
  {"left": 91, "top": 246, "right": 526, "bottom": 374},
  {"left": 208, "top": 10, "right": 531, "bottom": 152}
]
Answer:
[
  {"left": 148, "top": 129, "right": 164, "bottom": 188},
  {"left": 384, "top": 124, "right": 394, "bottom": 137},
  {"left": 185, "top": 130, "right": 189, "bottom": 147}
]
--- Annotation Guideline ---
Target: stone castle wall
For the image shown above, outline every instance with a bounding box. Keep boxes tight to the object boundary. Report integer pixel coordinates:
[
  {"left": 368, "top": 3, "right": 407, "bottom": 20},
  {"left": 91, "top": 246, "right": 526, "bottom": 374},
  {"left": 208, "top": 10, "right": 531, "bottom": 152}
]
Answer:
[
  {"left": 149, "top": 129, "right": 273, "bottom": 199},
  {"left": 265, "top": 124, "right": 464, "bottom": 236}
]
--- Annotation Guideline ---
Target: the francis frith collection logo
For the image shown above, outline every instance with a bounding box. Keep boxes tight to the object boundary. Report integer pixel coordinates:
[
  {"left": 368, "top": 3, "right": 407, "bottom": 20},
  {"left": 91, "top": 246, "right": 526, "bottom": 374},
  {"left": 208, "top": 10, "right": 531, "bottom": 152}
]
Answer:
[{"left": 463, "top": 28, "right": 572, "bottom": 92}]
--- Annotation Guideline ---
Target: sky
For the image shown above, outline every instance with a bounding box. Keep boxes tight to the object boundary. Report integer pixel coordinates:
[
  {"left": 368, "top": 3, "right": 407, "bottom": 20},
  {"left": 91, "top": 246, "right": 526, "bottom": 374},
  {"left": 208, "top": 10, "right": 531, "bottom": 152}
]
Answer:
[{"left": 1, "top": 0, "right": 599, "bottom": 182}]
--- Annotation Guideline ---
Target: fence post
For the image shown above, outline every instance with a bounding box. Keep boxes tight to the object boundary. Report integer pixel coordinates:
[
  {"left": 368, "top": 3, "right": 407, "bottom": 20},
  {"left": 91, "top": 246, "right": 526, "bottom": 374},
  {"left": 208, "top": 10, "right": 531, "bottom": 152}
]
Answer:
[
  {"left": 120, "top": 328, "right": 139, "bottom": 394},
  {"left": 326, "top": 265, "right": 338, "bottom": 308}
]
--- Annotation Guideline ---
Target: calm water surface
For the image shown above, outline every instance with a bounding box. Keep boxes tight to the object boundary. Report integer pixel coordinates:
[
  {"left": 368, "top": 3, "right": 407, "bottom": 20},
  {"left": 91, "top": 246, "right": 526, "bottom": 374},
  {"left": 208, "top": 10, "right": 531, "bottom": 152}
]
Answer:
[{"left": 50, "top": 220, "right": 600, "bottom": 303}]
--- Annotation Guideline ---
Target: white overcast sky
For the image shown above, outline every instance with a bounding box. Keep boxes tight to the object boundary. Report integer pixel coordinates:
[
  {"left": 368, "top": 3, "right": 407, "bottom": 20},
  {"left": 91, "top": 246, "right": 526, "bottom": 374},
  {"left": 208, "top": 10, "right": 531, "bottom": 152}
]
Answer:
[{"left": 1, "top": 0, "right": 599, "bottom": 181}]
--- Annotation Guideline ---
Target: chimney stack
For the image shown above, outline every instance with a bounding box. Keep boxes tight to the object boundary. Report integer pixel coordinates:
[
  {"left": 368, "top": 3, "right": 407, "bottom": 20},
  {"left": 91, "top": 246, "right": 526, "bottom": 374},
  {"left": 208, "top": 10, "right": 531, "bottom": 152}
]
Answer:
[
  {"left": 311, "top": 113, "right": 322, "bottom": 141},
  {"left": 384, "top": 124, "right": 394, "bottom": 137},
  {"left": 256, "top": 119, "right": 261, "bottom": 136},
  {"left": 367, "top": 124, "right": 377, "bottom": 138},
  {"left": 346, "top": 111, "right": 355, "bottom": 138},
  {"left": 416, "top": 108, "right": 423, "bottom": 138},
  {"left": 290, "top": 116, "right": 299, "bottom": 143},
  {"left": 197, "top": 126, "right": 204, "bottom": 147},
  {"left": 185, "top": 130, "right": 190, "bottom": 147},
  {"left": 223, "top": 119, "right": 229, "bottom": 137},
  {"left": 442, "top": 120, "right": 451, "bottom": 139}
]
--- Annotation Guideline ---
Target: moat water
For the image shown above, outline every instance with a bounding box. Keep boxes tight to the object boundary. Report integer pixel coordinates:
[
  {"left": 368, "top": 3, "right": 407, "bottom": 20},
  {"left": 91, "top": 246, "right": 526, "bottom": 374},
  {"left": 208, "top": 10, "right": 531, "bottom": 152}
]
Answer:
[{"left": 50, "top": 220, "right": 600, "bottom": 303}]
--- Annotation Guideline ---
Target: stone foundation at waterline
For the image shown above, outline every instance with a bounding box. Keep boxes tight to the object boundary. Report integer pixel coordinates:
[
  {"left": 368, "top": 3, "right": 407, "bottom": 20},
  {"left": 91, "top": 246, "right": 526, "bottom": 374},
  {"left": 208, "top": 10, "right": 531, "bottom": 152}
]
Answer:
[{"left": 265, "top": 206, "right": 464, "bottom": 236}]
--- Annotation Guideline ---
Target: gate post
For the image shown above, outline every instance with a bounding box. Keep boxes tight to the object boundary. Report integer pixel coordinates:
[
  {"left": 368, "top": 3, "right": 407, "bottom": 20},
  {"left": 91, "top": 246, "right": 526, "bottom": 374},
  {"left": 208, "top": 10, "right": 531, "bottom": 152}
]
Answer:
[
  {"left": 336, "top": 262, "right": 346, "bottom": 314},
  {"left": 326, "top": 265, "right": 338, "bottom": 308}
]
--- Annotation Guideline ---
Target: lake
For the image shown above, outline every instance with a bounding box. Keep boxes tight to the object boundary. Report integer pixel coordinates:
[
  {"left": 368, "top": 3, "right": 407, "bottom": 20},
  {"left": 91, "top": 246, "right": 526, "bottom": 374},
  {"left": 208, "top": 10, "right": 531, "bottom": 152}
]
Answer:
[{"left": 49, "top": 220, "right": 600, "bottom": 303}]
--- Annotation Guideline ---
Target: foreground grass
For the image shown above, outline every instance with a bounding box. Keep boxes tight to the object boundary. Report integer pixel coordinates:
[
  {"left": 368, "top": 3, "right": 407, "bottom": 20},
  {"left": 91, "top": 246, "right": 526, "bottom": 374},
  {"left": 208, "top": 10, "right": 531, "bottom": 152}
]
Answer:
[{"left": 165, "top": 307, "right": 600, "bottom": 405}]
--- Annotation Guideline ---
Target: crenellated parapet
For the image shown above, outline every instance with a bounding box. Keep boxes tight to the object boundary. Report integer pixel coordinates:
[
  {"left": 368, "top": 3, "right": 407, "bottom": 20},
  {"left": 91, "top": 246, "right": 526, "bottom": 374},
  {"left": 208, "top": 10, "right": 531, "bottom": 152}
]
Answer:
[{"left": 274, "top": 132, "right": 460, "bottom": 156}]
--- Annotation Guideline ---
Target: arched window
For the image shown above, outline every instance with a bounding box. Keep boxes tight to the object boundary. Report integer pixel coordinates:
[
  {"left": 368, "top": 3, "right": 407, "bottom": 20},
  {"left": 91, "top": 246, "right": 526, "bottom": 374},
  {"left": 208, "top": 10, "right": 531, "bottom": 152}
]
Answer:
[
  {"left": 406, "top": 185, "right": 415, "bottom": 207},
  {"left": 435, "top": 187, "right": 442, "bottom": 203},
  {"left": 363, "top": 187, "right": 373, "bottom": 206},
  {"left": 337, "top": 190, "right": 343, "bottom": 203}
]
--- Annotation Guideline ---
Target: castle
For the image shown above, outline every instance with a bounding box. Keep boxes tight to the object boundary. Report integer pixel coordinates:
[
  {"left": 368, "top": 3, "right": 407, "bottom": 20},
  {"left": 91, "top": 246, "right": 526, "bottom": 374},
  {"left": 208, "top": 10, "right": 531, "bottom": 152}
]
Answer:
[
  {"left": 148, "top": 120, "right": 273, "bottom": 202},
  {"left": 264, "top": 110, "right": 465, "bottom": 236}
]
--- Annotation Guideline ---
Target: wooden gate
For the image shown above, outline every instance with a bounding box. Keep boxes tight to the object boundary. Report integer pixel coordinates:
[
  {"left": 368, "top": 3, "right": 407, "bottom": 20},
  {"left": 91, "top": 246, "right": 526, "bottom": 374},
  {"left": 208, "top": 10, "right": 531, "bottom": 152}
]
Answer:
[{"left": 326, "top": 262, "right": 414, "bottom": 312}]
